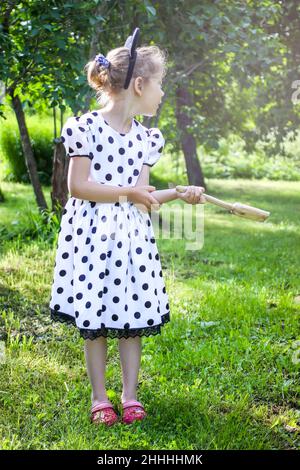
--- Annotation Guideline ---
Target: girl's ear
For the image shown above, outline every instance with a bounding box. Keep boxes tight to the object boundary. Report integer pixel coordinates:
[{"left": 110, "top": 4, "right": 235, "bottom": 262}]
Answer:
[{"left": 134, "top": 76, "right": 143, "bottom": 95}]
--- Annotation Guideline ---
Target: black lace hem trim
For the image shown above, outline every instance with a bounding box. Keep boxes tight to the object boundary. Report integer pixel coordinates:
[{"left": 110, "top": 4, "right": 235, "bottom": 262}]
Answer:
[{"left": 50, "top": 308, "right": 170, "bottom": 340}]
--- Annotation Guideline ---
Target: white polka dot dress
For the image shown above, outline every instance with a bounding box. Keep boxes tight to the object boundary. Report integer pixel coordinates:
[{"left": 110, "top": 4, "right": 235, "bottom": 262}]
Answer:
[{"left": 49, "top": 109, "right": 170, "bottom": 340}]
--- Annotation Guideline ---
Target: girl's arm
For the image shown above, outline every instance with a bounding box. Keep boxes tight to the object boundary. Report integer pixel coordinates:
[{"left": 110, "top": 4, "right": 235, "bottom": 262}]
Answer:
[
  {"left": 135, "top": 165, "right": 205, "bottom": 205},
  {"left": 135, "top": 165, "right": 179, "bottom": 204},
  {"left": 68, "top": 157, "right": 159, "bottom": 211},
  {"left": 151, "top": 188, "right": 179, "bottom": 204},
  {"left": 69, "top": 157, "right": 131, "bottom": 202}
]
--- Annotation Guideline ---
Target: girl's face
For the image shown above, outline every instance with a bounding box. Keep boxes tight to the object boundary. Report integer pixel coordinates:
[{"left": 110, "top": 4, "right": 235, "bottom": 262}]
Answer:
[{"left": 139, "top": 73, "right": 165, "bottom": 117}]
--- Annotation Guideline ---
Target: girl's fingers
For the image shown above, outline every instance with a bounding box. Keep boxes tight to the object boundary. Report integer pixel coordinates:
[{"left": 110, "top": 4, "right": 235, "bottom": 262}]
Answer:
[
  {"left": 196, "top": 188, "right": 203, "bottom": 203},
  {"left": 178, "top": 185, "right": 201, "bottom": 204},
  {"left": 148, "top": 196, "right": 160, "bottom": 210},
  {"left": 177, "top": 185, "right": 205, "bottom": 204},
  {"left": 184, "top": 187, "right": 192, "bottom": 201},
  {"left": 191, "top": 186, "right": 197, "bottom": 203},
  {"left": 185, "top": 186, "right": 195, "bottom": 203},
  {"left": 149, "top": 195, "right": 159, "bottom": 205}
]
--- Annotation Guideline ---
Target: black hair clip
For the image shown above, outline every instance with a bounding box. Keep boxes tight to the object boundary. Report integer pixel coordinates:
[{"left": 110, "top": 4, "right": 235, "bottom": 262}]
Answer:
[{"left": 123, "top": 27, "right": 140, "bottom": 89}]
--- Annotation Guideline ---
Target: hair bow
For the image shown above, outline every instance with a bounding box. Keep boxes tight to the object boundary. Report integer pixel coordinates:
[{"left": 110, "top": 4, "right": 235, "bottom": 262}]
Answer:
[{"left": 94, "top": 53, "right": 110, "bottom": 69}]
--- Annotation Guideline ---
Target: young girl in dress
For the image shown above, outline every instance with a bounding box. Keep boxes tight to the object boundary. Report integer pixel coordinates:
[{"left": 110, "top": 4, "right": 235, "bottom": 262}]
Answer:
[{"left": 49, "top": 29, "right": 205, "bottom": 426}]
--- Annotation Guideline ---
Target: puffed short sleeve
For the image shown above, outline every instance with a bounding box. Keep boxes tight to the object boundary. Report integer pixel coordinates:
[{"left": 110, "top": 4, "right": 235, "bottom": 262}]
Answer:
[
  {"left": 143, "top": 127, "right": 165, "bottom": 167},
  {"left": 60, "top": 116, "right": 93, "bottom": 159}
]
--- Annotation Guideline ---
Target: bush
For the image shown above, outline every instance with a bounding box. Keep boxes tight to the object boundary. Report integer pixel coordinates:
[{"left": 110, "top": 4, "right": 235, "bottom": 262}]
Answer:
[
  {"left": 200, "top": 133, "right": 300, "bottom": 181},
  {"left": 0, "top": 114, "right": 55, "bottom": 185}
]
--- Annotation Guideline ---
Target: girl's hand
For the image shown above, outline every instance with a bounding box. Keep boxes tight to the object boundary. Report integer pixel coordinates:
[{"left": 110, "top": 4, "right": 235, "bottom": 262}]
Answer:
[
  {"left": 176, "top": 185, "right": 206, "bottom": 204},
  {"left": 128, "top": 185, "right": 160, "bottom": 213}
]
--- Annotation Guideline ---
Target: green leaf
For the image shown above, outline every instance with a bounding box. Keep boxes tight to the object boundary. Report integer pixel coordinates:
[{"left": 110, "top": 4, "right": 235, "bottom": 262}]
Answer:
[{"left": 146, "top": 6, "right": 156, "bottom": 16}]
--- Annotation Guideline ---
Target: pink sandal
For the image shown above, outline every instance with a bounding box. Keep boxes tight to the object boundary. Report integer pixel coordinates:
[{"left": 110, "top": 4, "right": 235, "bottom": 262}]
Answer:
[
  {"left": 90, "top": 401, "right": 119, "bottom": 426},
  {"left": 122, "top": 400, "right": 147, "bottom": 425}
]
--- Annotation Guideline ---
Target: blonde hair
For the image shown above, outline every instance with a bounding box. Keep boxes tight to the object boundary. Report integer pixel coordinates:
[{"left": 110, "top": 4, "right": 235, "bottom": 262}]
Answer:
[{"left": 84, "top": 45, "right": 168, "bottom": 106}]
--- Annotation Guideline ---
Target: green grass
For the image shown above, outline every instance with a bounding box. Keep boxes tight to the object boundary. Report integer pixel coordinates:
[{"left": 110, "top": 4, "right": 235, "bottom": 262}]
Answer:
[{"left": 0, "top": 178, "right": 299, "bottom": 450}]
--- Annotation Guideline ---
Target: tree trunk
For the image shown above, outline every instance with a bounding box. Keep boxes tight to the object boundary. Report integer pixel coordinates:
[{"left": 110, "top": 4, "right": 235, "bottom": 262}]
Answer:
[
  {"left": 11, "top": 93, "right": 48, "bottom": 211},
  {"left": 175, "top": 86, "right": 206, "bottom": 189},
  {"left": 51, "top": 140, "right": 69, "bottom": 213}
]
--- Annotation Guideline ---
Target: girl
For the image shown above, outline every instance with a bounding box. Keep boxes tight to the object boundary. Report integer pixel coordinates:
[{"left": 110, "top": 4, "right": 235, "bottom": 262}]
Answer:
[{"left": 49, "top": 30, "right": 205, "bottom": 426}]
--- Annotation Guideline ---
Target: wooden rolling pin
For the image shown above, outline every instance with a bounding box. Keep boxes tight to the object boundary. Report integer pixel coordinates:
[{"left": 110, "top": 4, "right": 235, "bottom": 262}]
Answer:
[{"left": 175, "top": 185, "right": 270, "bottom": 222}]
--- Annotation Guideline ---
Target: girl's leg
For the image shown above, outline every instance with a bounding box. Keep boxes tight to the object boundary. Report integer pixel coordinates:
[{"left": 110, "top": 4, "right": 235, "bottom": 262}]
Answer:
[
  {"left": 84, "top": 336, "right": 109, "bottom": 407},
  {"left": 118, "top": 336, "right": 142, "bottom": 403}
]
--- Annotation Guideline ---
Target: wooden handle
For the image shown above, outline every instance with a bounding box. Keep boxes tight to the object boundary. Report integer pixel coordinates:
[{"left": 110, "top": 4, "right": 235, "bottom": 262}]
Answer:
[{"left": 175, "top": 185, "right": 270, "bottom": 222}]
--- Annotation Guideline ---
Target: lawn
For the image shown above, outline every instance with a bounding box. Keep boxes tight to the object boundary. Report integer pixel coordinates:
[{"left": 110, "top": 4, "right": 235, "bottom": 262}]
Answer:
[{"left": 0, "top": 178, "right": 299, "bottom": 450}]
